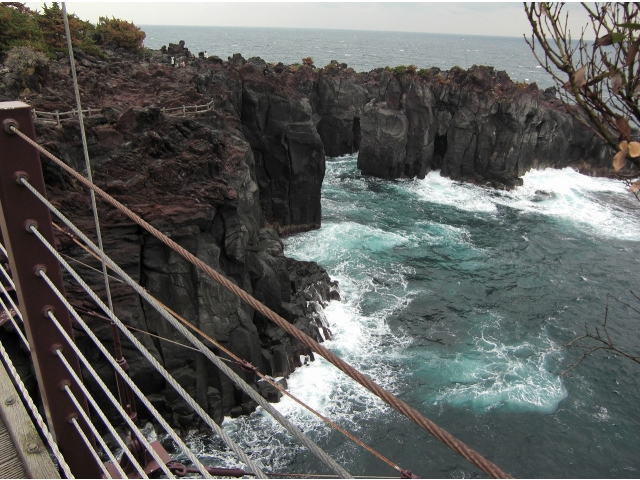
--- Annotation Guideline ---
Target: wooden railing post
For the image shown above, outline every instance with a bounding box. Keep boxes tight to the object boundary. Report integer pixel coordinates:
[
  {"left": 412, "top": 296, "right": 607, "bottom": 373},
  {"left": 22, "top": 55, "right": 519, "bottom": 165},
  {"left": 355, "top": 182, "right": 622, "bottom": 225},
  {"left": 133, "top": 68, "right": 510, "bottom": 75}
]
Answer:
[{"left": 0, "top": 101, "right": 102, "bottom": 478}]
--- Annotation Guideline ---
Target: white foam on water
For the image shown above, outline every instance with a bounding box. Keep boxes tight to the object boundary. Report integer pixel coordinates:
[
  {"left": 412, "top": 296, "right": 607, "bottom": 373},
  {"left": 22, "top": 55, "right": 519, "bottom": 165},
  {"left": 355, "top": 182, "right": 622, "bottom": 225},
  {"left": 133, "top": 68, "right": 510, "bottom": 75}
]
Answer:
[
  {"left": 506, "top": 168, "right": 640, "bottom": 241},
  {"left": 219, "top": 296, "right": 407, "bottom": 471},
  {"left": 412, "top": 172, "right": 498, "bottom": 214},
  {"left": 412, "top": 168, "right": 640, "bottom": 241},
  {"left": 420, "top": 324, "right": 567, "bottom": 413}
]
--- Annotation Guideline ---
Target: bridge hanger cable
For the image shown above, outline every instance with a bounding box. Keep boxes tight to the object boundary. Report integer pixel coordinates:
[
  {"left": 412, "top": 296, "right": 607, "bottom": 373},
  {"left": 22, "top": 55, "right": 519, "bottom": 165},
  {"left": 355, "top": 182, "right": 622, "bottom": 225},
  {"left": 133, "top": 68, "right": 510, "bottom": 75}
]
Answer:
[
  {"left": 46, "top": 307, "right": 171, "bottom": 478},
  {"left": 32, "top": 253, "right": 258, "bottom": 479},
  {"left": 9, "top": 126, "right": 512, "bottom": 479},
  {"left": 30, "top": 220, "right": 348, "bottom": 480},
  {"left": 56, "top": 352, "right": 144, "bottom": 479},
  {"left": 0, "top": 297, "right": 29, "bottom": 351},
  {"left": 0, "top": 263, "right": 24, "bottom": 322},
  {"left": 61, "top": 380, "right": 125, "bottom": 479},
  {"left": 61, "top": 2, "right": 113, "bottom": 313},
  {"left": 0, "top": 337, "right": 74, "bottom": 478},
  {"left": 69, "top": 416, "right": 113, "bottom": 479},
  {"left": 60, "top": 270, "right": 405, "bottom": 477}
]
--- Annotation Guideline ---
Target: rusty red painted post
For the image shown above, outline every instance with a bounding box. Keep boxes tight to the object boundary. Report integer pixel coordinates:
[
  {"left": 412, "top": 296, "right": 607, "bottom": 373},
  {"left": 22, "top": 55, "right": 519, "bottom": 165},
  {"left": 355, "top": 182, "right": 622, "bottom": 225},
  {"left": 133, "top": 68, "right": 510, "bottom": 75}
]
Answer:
[{"left": 0, "top": 101, "right": 103, "bottom": 478}]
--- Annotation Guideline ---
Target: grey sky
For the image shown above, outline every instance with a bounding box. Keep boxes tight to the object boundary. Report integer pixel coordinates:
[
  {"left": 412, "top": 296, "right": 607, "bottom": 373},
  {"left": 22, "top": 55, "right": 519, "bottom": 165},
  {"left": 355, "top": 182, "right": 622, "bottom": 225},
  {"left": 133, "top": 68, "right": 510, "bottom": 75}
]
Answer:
[{"left": 25, "top": 2, "right": 593, "bottom": 39}]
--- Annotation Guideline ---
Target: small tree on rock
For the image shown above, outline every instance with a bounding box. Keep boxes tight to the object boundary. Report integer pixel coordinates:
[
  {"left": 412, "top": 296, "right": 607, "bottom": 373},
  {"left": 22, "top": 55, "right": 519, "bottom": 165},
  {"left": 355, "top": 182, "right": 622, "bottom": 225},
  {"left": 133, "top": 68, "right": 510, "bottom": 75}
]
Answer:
[
  {"left": 524, "top": 2, "right": 640, "bottom": 194},
  {"left": 95, "top": 16, "right": 145, "bottom": 52}
]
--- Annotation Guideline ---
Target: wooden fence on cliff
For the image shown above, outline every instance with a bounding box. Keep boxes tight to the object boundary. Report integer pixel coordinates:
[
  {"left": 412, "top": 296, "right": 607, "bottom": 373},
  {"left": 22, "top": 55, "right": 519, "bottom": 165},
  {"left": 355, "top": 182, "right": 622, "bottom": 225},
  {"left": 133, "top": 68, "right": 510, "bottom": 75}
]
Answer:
[{"left": 32, "top": 99, "right": 215, "bottom": 125}]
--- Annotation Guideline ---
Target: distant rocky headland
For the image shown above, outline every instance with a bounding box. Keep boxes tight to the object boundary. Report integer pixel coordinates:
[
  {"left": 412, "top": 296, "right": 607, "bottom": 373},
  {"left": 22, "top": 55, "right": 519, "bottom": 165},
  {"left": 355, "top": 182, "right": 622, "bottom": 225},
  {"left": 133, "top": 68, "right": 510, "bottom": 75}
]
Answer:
[{"left": 0, "top": 40, "right": 614, "bottom": 429}]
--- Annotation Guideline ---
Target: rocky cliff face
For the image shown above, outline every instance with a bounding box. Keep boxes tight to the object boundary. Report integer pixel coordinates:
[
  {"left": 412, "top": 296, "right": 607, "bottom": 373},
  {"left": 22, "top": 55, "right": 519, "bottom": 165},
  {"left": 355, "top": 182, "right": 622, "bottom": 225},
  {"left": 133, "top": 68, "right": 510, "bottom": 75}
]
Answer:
[
  {"left": 307, "top": 65, "right": 615, "bottom": 188},
  {"left": 1, "top": 48, "right": 337, "bottom": 428},
  {"left": 0, "top": 46, "right": 615, "bottom": 429}
]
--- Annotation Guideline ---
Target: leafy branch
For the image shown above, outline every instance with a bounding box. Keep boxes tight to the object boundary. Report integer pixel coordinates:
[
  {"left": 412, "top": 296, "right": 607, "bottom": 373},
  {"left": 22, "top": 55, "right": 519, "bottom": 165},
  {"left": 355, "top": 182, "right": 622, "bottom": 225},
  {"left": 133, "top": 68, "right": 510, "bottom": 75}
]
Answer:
[{"left": 524, "top": 2, "right": 640, "bottom": 185}]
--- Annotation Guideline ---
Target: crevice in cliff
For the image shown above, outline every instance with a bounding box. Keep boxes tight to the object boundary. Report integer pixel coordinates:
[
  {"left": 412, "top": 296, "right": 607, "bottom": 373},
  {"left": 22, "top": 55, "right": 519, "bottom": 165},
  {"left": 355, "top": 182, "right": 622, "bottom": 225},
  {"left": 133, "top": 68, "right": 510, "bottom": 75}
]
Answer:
[
  {"left": 433, "top": 133, "right": 448, "bottom": 169},
  {"left": 352, "top": 117, "right": 361, "bottom": 152}
]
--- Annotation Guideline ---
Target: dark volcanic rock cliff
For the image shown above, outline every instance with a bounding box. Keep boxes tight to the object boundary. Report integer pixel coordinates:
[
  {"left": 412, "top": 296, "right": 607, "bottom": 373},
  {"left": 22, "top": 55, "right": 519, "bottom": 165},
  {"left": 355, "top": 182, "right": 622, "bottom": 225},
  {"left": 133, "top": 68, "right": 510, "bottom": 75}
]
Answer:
[
  {"left": 0, "top": 46, "right": 615, "bottom": 428},
  {"left": 0, "top": 49, "right": 337, "bottom": 427},
  {"left": 356, "top": 66, "right": 613, "bottom": 187}
]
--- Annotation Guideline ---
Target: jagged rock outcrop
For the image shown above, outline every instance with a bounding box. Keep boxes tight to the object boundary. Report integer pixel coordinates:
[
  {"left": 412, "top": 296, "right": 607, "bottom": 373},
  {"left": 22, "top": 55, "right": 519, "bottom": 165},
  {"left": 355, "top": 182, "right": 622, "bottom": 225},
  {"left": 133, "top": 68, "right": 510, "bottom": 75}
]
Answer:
[
  {"left": 238, "top": 57, "right": 325, "bottom": 235},
  {"left": 314, "top": 65, "right": 615, "bottom": 188},
  {"left": 0, "top": 49, "right": 337, "bottom": 429},
  {"left": 315, "top": 67, "right": 370, "bottom": 157}
]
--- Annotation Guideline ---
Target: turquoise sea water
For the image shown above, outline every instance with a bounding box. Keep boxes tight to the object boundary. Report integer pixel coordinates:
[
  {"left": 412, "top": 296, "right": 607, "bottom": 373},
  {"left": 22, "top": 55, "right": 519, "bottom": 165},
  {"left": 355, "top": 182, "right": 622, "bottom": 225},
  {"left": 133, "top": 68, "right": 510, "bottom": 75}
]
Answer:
[
  {"left": 188, "top": 158, "right": 640, "bottom": 478},
  {"left": 141, "top": 26, "right": 640, "bottom": 478}
]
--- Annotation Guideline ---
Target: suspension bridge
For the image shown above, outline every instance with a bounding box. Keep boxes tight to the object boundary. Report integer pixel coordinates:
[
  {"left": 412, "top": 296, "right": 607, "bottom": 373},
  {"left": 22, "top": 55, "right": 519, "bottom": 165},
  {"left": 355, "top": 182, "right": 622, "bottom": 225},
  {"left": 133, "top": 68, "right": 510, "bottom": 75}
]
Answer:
[{"left": 0, "top": 4, "right": 513, "bottom": 479}]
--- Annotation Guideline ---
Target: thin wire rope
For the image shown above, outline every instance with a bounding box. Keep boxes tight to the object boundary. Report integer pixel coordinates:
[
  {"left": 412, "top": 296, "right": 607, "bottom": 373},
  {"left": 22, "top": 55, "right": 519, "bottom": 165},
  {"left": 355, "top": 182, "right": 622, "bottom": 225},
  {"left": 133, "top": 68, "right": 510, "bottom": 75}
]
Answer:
[
  {"left": 36, "top": 237, "right": 266, "bottom": 480},
  {"left": 60, "top": 380, "right": 127, "bottom": 479},
  {"left": 0, "top": 250, "right": 17, "bottom": 291},
  {"left": 60, "top": 253, "right": 124, "bottom": 284},
  {"left": 37, "top": 267, "right": 228, "bottom": 480},
  {"left": 0, "top": 296, "right": 29, "bottom": 351},
  {"left": 0, "top": 263, "right": 23, "bottom": 321},
  {"left": 69, "top": 417, "right": 112, "bottom": 479},
  {"left": 44, "top": 310, "right": 173, "bottom": 479},
  {"left": 61, "top": 2, "right": 113, "bottom": 313},
  {"left": 56, "top": 352, "right": 145, "bottom": 479},
  {"left": 11, "top": 126, "right": 512, "bottom": 478},
  {"left": 27, "top": 206, "right": 351, "bottom": 479},
  {"left": 0, "top": 338, "right": 74, "bottom": 478}
]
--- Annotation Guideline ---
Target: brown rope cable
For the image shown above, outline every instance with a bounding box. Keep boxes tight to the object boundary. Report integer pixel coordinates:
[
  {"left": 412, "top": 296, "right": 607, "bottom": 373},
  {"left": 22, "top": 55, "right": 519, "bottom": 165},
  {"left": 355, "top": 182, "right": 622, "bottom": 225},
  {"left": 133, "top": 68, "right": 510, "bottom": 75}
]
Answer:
[
  {"left": 55, "top": 222, "right": 407, "bottom": 474},
  {"left": 10, "top": 126, "right": 513, "bottom": 479}
]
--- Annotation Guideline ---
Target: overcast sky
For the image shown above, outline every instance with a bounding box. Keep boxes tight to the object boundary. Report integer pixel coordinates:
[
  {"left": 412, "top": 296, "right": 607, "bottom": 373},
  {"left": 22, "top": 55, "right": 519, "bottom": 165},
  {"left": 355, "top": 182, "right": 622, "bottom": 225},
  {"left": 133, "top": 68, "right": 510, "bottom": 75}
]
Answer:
[{"left": 24, "top": 2, "right": 593, "bottom": 39}]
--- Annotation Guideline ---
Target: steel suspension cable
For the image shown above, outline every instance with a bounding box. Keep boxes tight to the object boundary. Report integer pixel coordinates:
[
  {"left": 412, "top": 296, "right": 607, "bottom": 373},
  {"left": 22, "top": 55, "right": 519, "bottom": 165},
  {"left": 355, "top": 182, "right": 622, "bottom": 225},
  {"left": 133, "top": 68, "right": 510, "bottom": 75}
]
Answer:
[
  {"left": 156, "top": 299, "right": 409, "bottom": 476},
  {"left": 56, "top": 352, "right": 146, "bottom": 479},
  {"left": 69, "top": 417, "right": 112, "bottom": 479},
  {"left": 10, "top": 125, "right": 513, "bottom": 478},
  {"left": 61, "top": 2, "right": 113, "bottom": 313},
  {"left": 46, "top": 309, "right": 169, "bottom": 479},
  {"left": 0, "top": 263, "right": 24, "bottom": 321},
  {"left": 50, "top": 227, "right": 410, "bottom": 475},
  {"left": 30, "top": 219, "right": 348, "bottom": 479},
  {"left": 0, "top": 246, "right": 18, "bottom": 291},
  {"left": 35, "top": 263, "right": 252, "bottom": 479},
  {"left": 0, "top": 296, "right": 29, "bottom": 351},
  {"left": 0, "top": 338, "right": 74, "bottom": 478},
  {"left": 60, "top": 379, "right": 126, "bottom": 479}
]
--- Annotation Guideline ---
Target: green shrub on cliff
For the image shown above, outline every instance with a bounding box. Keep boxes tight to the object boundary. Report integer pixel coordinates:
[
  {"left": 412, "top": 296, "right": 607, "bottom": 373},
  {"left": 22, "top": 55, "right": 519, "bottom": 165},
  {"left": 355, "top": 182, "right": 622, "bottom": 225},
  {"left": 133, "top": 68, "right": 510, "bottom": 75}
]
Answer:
[
  {"left": 0, "top": 2, "right": 145, "bottom": 60},
  {"left": 95, "top": 16, "right": 145, "bottom": 52},
  {"left": 393, "top": 65, "right": 407, "bottom": 75},
  {"left": 5, "top": 45, "right": 49, "bottom": 92},
  {"left": 36, "top": 2, "right": 103, "bottom": 57},
  {"left": 0, "top": 3, "right": 46, "bottom": 57}
]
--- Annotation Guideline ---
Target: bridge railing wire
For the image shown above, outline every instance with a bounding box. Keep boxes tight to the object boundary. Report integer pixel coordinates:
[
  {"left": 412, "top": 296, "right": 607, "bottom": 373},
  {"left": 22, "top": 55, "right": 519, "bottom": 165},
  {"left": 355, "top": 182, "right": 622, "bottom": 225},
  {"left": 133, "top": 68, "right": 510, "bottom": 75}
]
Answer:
[
  {"left": 10, "top": 123, "right": 513, "bottom": 479},
  {"left": 0, "top": 327, "right": 74, "bottom": 478},
  {"left": 0, "top": 241, "right": 148, "bottom": 479},
  {"left": 55, "top": 347, "right": 147, "bottom": 479}
]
